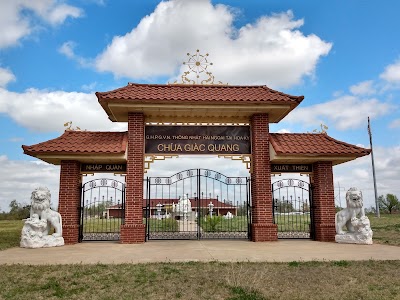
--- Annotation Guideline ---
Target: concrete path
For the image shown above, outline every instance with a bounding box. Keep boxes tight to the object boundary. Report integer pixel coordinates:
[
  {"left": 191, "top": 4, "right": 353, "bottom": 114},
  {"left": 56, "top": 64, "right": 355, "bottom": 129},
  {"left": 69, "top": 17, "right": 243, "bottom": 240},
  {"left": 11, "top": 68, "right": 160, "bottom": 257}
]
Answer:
[
  {"left": 177, "top": 220, "right": 198, "bottom": 232},
  {"left": 0, "top": 240, "right": 399, "bottom": 265}
]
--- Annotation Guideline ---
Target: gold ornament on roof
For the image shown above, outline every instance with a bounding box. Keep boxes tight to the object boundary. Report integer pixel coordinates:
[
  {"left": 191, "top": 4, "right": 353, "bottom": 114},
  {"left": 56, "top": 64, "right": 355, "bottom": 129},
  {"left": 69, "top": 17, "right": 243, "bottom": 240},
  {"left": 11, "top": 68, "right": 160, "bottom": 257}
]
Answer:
[{"left": 173, "top": 49, "right": 226, "bottom": 85}]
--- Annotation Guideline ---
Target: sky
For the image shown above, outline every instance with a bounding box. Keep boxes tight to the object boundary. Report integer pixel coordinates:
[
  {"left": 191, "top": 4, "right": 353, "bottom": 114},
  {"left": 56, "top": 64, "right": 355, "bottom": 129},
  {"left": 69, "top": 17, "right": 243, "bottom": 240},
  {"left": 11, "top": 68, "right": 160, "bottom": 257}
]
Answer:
[{"left": 0, "top": 0, "right": 399, "bottom": 212}]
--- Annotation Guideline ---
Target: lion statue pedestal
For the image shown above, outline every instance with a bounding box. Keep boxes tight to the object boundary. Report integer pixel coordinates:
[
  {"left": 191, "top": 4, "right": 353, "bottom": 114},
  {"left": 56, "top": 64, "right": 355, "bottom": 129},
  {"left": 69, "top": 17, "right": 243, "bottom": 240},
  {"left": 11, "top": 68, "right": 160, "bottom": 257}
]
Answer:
[
  {"left": 20, "top": 187, "right": 64, "bottom": 248},
  {"left": 335, "top": 187, "right": 373, "bottom": 245}
]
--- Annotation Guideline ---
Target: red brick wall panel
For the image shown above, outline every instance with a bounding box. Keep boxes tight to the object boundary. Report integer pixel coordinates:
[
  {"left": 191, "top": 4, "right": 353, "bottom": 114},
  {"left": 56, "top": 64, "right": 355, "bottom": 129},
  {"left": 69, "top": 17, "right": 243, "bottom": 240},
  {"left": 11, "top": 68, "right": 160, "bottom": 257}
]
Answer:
[
  {"left": 58, "top": 160, "right": 81, "bottom": 245},
  {"left": 122, "top": 112, "right": 146, "bottom": 243},
  {"left": 312, "top": 161, "right": 336, "bottom": 242},
  {"left": 250, "top": 114, "right": 277, "bottom": 241}
]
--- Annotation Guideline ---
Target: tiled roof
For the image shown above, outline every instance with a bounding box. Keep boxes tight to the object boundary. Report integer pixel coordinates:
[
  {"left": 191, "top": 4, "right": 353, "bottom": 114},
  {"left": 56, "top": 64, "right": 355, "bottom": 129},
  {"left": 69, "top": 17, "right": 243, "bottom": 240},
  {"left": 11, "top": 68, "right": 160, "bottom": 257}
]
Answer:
[
  {"left": 22, "top": 131, "right": 127, "bottom": 155},
  {"left": 270, "top": 133, "right": 371, "bottom": 156},
  {"left": 96, "top": 83, "right": 304, "bottom": 104},
  {"left": 22, "top": 131, "right": 370, "bottom": 162}
]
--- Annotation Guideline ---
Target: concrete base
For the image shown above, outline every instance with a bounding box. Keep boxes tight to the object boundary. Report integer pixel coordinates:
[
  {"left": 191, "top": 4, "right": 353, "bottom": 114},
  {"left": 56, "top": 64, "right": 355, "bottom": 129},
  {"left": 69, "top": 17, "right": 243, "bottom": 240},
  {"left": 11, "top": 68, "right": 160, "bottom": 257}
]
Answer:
[
  {"left": 251, "top": 223, "right": 278, "bottom": 241},
  {"left": 1, "top": 240, "right": 399, "bottom": 265},
  {"left": 335, "top": 233, "right": 373, "bottom": 245},
  {"left": 120, "top": 224, "right": 146, "bottom": 244}
]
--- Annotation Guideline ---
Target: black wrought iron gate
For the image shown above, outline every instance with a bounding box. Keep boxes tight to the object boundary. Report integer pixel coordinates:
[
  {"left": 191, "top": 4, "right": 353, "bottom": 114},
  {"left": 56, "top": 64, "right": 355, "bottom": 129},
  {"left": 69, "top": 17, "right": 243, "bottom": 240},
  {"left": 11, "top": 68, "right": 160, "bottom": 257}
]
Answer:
[
  {"left": 145, "top": 169, "right": 251, "bottom": 240},
  {"left": 272, "top": 179, "right": 314, "bottom": 239},
  {"left": 79, "top": 178, "right": 125, "bottom": 241}
]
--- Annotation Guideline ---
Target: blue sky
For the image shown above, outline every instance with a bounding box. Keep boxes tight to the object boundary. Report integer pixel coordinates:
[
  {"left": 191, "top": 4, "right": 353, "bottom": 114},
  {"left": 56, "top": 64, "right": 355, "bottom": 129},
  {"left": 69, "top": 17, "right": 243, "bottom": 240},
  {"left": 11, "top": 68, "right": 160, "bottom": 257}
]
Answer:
[{"left": 0, "top": 0, "right": 399, "bottom": 211}]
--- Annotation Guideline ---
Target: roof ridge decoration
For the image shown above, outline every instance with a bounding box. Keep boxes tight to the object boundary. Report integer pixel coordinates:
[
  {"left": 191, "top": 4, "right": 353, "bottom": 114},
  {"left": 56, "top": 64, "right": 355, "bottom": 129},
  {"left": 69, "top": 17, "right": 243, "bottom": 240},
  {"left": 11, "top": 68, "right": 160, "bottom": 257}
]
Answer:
[{"left": 171, "top": 49, "right": 227, "bottom": 85}]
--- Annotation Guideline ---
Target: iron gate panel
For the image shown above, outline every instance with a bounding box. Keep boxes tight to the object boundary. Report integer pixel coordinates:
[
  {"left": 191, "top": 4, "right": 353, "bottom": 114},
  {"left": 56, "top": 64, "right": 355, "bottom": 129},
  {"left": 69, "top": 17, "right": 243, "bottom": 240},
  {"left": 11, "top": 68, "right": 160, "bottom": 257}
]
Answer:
[
  {"left": 145, "top": 169, "right": 251, "bottom": 240},
  {"left": 79, "top": 178, "right": 125, "bottom": 241},
  {"left": 272, "top": 179, "right": 314, "bottom": 239}
]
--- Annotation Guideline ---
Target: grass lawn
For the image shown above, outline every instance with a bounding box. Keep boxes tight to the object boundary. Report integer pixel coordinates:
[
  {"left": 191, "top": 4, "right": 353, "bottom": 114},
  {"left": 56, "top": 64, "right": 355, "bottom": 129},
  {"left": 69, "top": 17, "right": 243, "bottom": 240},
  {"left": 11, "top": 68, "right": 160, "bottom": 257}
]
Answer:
[
  {"left": 200, "top": 216, "right": 248, "bottom": 232},
  {"left": 145, "top": 218, "right": 179, "bottom": 232},
  {"left": 274, "top": 214, "right": 311, "bottom": 232},
  {"left": 82, "top": 218, "right": 123, "bottom": 233},
  {"left": 0, "top": 220, "right": 23, "bottom": 251},
  {"left": 368, "top": 213, "right": 400, "bottom": 246},
  {"left": 0, "top": 261, "right": 400, "bottom": 299},
  {"left": 1, "top": 215, "right": 400, "bottom": 299},
  {"left": 1, "top": 214, "right": 399, "bottom": 250}
]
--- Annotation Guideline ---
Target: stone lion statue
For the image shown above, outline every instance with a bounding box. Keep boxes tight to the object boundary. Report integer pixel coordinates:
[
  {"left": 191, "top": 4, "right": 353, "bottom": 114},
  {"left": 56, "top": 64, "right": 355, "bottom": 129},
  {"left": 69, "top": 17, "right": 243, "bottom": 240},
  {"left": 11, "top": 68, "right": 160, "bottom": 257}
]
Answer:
[
  {"left": 30, "top": 186, "right": 62, "bottom": 237},
  {"left": 335, "top": 187, "right": 365, "bottom": 234}
]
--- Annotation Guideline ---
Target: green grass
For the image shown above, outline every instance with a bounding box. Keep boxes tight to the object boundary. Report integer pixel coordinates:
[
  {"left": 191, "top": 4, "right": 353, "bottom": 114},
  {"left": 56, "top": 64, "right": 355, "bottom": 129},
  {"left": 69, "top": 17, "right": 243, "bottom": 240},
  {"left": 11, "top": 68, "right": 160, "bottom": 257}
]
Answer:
[
  {"left": 82, "top": 218, "right": 123, "bottom": 233},
  {"left": 1, "top": 214, "right": 399, "bottom": 250},
  {"left": 274, "top": 214, "right": 311, "bottom": 232},
  {"left": 0, "top": 261, "right": 400, "bottom": 299},
  {"left": 145, "top": 218, "right": 179, "bottom": 232},
  {"left": 0, "top": 220, "right": 23, "bottom": 251},
  {"left": 369, "top": 213, "right": 400, "bottom": 246},
  {"left": 200, "top": 216, "right": 248, "bottom": 232}
]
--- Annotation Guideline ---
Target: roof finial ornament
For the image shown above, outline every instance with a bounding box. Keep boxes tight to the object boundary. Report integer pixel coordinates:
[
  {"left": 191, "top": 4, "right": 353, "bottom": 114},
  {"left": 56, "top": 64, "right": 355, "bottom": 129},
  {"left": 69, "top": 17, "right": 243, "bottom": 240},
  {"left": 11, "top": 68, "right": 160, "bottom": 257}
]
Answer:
[{"left": 172, "top": 49, "right": 226, "bottom": 85}]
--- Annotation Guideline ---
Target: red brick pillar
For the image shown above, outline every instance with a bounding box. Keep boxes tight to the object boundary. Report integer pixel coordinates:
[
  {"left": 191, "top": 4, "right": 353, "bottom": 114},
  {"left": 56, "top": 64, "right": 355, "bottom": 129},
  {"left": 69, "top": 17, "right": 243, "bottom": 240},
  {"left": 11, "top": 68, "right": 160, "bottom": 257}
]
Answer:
[
  {"left": 312, "top": 161, "right": 336, "bottom": 241},
  {"left": 58, "top": 160, "right": 81, "bottom": 245},
  {"left": 120, "top": 112, "right": 146, "bottom": 243},
  {"left": 250, "top": 114, "right": 277, "bottom": 241}
]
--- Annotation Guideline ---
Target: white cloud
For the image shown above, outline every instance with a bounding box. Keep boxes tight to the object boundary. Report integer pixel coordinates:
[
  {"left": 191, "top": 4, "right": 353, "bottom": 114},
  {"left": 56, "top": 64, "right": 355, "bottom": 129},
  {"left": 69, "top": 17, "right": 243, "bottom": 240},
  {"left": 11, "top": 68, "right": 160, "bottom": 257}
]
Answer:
[
  {"left": 349, "top": 80, "right": 376, "bottom": 95},
  {"left": 86, "top": 0, "right": 106, "bottom": 6},
  {"left": 81, "top": 82, "right": 97, "bottom": 91},
  {"left": 0, "top": 67, "right": 16, "bottom": 88},
  {"left": 276, "top": 128, "right": 291, "bottom": 133},
  {"left": 58, "top": 41, "right": 76, "bottom": 58},
  {"left": 8, "top": 137, "right": 24, "bottom": 142},
  {"left": 58, "top": 41, "right": 91, "bottom": 67},
  {"left": 0, "top": 0, "right": 82, "bottom": 49},
  {"left": 95, "top": 0, "right": 331, "bottom": 88},
  {"left": 146, "top": 156, "right": 249, "bottom": 179},
  {"left": 380, "top": 60, "right": 400, "bottom": 83},
  {"left": 45, "top": 3, "right": 82, "bottom": 25},
  {"left": 0, "top": 87, "right": 126, "bottom": 132},
  {"left": 285, "top": 95, "right": 392, "bottom": 130},
  {"left": 389, "top": 119, "right": 400, "bottom": 128},
  {"left": 334, "top": 145, "right": 400, "bottom": 209},
  {"left": 0, "top": 156, "right": 60, "bottom": 212}
]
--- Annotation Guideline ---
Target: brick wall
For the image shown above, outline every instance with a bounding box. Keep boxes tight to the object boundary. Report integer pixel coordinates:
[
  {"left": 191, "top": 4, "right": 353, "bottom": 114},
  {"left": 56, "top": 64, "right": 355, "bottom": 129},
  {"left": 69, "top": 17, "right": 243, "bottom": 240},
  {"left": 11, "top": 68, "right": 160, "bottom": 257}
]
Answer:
[
  {"left": 120, "top": 112, "right": 146, "bottom": 243},
  {"left": 250, "top": 114, "right": 277, "bottom": 241},
  {"left": 58, "top": 160, "right": 81, "bottom": 245},
  {"left": 312, "top": 161, "right": 336, "bottom": 241}
]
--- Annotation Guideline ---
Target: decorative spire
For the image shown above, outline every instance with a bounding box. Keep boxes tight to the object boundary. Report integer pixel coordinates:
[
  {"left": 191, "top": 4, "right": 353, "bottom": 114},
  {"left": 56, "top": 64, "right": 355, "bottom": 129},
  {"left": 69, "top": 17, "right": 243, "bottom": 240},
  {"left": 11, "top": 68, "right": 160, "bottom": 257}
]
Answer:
[{"left": 173, "top": 49, "right": 226, "bottom": 85}]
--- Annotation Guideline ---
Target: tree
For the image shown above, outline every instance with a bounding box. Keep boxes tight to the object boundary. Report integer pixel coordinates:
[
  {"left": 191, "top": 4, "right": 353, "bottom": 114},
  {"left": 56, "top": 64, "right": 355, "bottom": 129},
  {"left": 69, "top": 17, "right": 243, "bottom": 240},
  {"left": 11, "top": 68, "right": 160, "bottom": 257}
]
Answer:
[
  {"left": 274, "top": 199, "right": 295, "bottom": 213},
  {"left": 8, "top": 200, "right": 30, "bottom": 220},
  {"left": 378, "top": 194, "right": 400, "bottom": 214},
  {"left": 9, "top": 200, "right": 19, "bottom": 214}
]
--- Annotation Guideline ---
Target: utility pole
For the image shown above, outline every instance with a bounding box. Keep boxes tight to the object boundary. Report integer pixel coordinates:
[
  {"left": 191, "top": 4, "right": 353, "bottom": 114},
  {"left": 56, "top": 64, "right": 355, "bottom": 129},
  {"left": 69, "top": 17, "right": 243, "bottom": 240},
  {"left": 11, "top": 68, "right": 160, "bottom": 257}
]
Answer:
[
  {"left": 368, "top": 117, "right": 380, "bottom": 218},
  {"left": 338, "top": 181, "right": 342, "bottom": 208}
]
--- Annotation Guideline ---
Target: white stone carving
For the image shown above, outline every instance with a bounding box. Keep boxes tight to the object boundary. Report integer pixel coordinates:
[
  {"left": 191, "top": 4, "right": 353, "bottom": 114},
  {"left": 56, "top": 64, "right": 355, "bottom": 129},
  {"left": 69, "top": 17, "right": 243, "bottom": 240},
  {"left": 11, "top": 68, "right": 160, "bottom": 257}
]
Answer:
[
  {"left": 176, "top": 195, "right": 192, "bottom": 214},
  {"left": 20, "top": 187, "right": 64, "bottom": 248},
  {"left": 224, "top": 211, "right": 234, "bottom": 219},
  {"left": 174, "top": 195, "right": 194, "bottom": 221},
  {"left": 335, "top": 187, "right": 373, "bottom": 245}
]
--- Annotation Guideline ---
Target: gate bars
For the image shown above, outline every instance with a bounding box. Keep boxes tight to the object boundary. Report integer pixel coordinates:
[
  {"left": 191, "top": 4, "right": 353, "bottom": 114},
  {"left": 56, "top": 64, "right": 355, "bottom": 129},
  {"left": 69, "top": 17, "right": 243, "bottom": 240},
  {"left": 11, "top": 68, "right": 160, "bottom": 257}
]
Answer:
[
  {"left": 144, "top": 169, "right": 251, "bottom": 240},
  {"left": 78, "top": 175, "right": 314, "bottom": 242},
  {"left": 272, "top": 179, "right": 314, "bottom": 239},
  {"left": 79, "top": 178, "right": 125, "bottom": 242}
]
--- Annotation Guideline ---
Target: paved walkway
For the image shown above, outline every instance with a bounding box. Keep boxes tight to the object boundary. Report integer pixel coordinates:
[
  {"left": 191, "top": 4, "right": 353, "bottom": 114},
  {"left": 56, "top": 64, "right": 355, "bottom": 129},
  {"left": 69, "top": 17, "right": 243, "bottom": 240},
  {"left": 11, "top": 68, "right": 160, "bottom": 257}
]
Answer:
[{"left": 0, "top": 240, "right": 399, "bottom": 265}]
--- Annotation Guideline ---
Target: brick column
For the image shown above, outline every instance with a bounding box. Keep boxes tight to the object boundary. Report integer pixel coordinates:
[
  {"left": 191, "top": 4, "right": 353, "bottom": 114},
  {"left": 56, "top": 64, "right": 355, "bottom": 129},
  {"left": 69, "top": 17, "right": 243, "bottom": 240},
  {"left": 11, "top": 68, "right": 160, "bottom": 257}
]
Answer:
[
  {"left": 58, "top": 160, "right": 81, "bottom": 245},
  {"left": 120, "top": 112, "right": 146, "bottom": 243},
  {"left": 250, "top": 114, "right": 277, "bottom": 241},
  {"left": 312, "top": 161, "right": 336, "bottom": 241}
]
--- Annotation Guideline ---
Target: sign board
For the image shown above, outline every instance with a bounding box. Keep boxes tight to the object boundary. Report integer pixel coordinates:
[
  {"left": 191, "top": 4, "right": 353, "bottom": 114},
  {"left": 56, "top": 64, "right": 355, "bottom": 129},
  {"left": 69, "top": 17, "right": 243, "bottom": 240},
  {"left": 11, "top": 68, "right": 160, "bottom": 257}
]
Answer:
[
  {"left": 81, "top": 163, "right": 127, "bottom": 173},
  {"left": 271, "top": 164, "right": 313, "bottom": 173},
  {"left": 145, "top": 126, "right": 251, "bottom": 155}
]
